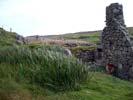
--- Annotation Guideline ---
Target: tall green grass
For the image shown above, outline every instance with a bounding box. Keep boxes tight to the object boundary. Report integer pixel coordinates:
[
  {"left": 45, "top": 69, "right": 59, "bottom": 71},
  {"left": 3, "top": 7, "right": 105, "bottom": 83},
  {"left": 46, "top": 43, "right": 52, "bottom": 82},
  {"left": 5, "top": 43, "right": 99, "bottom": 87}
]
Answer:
[{"left": 0, "top": 46, "right": 90, "bottom": 91}]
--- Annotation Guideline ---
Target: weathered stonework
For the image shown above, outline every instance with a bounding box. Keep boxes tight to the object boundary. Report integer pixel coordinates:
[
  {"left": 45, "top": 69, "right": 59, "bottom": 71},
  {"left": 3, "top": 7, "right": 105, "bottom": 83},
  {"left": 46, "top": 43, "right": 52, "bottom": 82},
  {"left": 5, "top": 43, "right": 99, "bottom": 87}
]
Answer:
[
  {"left": 101, "top": 3, "right": 133, "bottom": 80},
  {"left": 70, "top": 46, "right": 96, "bottom": 63},
  {"left": 75, "top": 50, "right": 95, "bottom": 62}
]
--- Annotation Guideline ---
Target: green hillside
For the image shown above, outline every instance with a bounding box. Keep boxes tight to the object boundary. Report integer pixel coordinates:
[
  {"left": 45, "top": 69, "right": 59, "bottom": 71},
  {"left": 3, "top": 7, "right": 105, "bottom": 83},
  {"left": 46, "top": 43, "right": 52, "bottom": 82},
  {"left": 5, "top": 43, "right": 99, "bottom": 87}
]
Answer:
[
  {"left": 0, "top": 27, "right": 26, "bottom": 47},
  {"left": 59, "top": 27, "right": 133, "bottom": 43}
]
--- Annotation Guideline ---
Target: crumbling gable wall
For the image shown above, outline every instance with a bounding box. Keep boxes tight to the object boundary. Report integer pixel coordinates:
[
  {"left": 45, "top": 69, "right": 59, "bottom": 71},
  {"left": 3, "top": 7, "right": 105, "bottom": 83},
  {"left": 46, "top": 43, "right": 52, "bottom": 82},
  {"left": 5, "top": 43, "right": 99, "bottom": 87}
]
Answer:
[{"left": 102, "top": 3, "right": 133, "bottom": 80}]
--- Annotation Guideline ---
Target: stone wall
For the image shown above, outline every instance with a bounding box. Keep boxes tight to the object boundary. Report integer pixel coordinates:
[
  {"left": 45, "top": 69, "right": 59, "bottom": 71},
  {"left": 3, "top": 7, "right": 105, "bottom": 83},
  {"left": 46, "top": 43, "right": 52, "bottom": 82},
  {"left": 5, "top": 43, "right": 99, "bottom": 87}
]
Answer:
[
  {"left": 71, "top": 46, "right": 96, "bottom": 63},
  {"left": 101, "top": 3, "right": 133, "bottom": 80},
  {"left": 76, "top": 50, "right": 95, "bottom": 62}
]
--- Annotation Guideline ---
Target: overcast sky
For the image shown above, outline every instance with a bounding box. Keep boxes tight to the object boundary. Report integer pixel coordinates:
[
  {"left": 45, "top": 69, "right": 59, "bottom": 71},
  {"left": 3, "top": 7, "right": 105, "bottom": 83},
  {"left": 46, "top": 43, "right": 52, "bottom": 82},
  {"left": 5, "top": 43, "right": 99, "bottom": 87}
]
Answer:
[{"left": 0, "top": 0, "right": 133, "bottom": 36}]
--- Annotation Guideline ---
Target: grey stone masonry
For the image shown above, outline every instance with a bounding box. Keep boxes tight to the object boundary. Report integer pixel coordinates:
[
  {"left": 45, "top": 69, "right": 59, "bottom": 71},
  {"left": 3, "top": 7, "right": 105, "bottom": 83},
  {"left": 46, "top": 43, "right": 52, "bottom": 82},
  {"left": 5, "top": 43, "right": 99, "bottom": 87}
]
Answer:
[{"left": 102, "top": 3, "right": 133, "bottom": 80}]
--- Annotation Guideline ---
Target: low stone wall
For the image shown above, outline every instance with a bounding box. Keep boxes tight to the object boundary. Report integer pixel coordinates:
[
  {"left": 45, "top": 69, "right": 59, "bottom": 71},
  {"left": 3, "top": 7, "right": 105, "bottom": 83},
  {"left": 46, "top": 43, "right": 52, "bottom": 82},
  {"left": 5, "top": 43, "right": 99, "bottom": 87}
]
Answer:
[
  {"left": 70, "top": 46, "right": 96, "bottom": 63},
  {"left": 76, "top": 50, "right": 95, "bottom": 62}
]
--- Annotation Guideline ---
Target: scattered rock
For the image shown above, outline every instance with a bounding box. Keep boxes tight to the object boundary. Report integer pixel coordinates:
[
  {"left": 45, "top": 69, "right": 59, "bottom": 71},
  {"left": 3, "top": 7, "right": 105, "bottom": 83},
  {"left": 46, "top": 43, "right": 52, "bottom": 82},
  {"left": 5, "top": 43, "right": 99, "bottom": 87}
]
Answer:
[{"left": 63, "top": 48, "right": 72, "bottom": 57}]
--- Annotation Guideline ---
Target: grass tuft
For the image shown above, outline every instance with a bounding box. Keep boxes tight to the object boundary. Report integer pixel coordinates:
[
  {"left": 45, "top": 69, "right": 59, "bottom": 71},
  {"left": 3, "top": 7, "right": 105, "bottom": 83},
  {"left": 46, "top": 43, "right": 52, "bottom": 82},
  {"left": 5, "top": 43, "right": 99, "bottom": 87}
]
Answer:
[{"left": 0, "top": 46, "right": 90, "bottom": 91}]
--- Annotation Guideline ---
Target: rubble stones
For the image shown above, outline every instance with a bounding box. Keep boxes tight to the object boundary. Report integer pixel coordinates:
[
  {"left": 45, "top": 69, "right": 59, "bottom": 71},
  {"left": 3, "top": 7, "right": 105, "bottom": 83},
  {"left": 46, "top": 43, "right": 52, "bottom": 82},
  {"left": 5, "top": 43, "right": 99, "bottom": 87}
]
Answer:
[
  {"left": 15, "top": 34, "right": 27, "bottom": 44},
  {"left": 63, "top": 48, "right": 72, "bottom": 57}
]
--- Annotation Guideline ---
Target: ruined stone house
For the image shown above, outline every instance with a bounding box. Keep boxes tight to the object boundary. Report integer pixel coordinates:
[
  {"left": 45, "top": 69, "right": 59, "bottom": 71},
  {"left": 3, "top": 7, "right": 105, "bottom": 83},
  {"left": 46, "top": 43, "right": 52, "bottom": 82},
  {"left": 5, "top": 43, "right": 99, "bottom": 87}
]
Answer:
[{"left": 97, "top": 3, "right": 133, "bottom": 80}]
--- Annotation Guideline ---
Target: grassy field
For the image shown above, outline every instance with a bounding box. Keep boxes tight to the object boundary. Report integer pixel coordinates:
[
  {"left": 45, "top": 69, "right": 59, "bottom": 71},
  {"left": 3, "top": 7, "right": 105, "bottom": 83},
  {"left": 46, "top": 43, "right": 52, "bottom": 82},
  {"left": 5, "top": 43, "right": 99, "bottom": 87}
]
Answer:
[
  {"left": 0, "top": 72, "right": 133, "bottom": 100},
  {"left": 43, "top": 73, "right": 133, "bottom": 100},
  {"left": 0, "top": 46, "right": 133, "bottom": 100}
]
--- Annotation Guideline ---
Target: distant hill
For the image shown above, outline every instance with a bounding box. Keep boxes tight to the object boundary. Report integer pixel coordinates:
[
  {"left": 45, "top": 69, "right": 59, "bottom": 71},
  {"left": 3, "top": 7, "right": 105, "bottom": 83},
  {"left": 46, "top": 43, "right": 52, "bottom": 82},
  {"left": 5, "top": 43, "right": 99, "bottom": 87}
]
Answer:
[
  {"left": 26, "top": 27, "right": 133, "bottom": 44},
  {"left": 128, "top": 27, "right": 133, "bottom": 39},
  {"left": 0, "top": 27, "right": 26, "bottom": 47}
]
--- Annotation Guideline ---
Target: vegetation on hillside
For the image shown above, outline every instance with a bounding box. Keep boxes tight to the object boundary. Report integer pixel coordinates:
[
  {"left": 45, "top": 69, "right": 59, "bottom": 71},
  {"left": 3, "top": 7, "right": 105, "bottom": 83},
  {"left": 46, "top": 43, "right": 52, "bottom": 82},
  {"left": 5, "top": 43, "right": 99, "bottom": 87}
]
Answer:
[
  {"left": 0, "top": 46, "right": 133, "bottom": 100},
  {"left": 0, "top": 27, "right": 25, "bottom": 47},
  {"left": 0, "top": 28, "right": 133, "bottom": 100},
  {"left": 62, "top": 27, "right": 133, "bottom": 44},
  {"left": 0, "top": 71, "right": 133, "bottom": 100},
  {"left": 0, "top": 46, "right": 89, "bottom": 91},
  {"left": 62, "top": 32, "right": 101, "bottom": 44}
]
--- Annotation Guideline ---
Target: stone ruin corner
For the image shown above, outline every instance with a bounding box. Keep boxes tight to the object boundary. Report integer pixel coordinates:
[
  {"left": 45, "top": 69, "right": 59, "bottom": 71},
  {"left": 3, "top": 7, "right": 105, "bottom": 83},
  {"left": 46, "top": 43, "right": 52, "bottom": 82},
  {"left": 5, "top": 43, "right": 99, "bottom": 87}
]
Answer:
[{"left": 98, "top": 3, "right": 133, "bottom": 80}]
